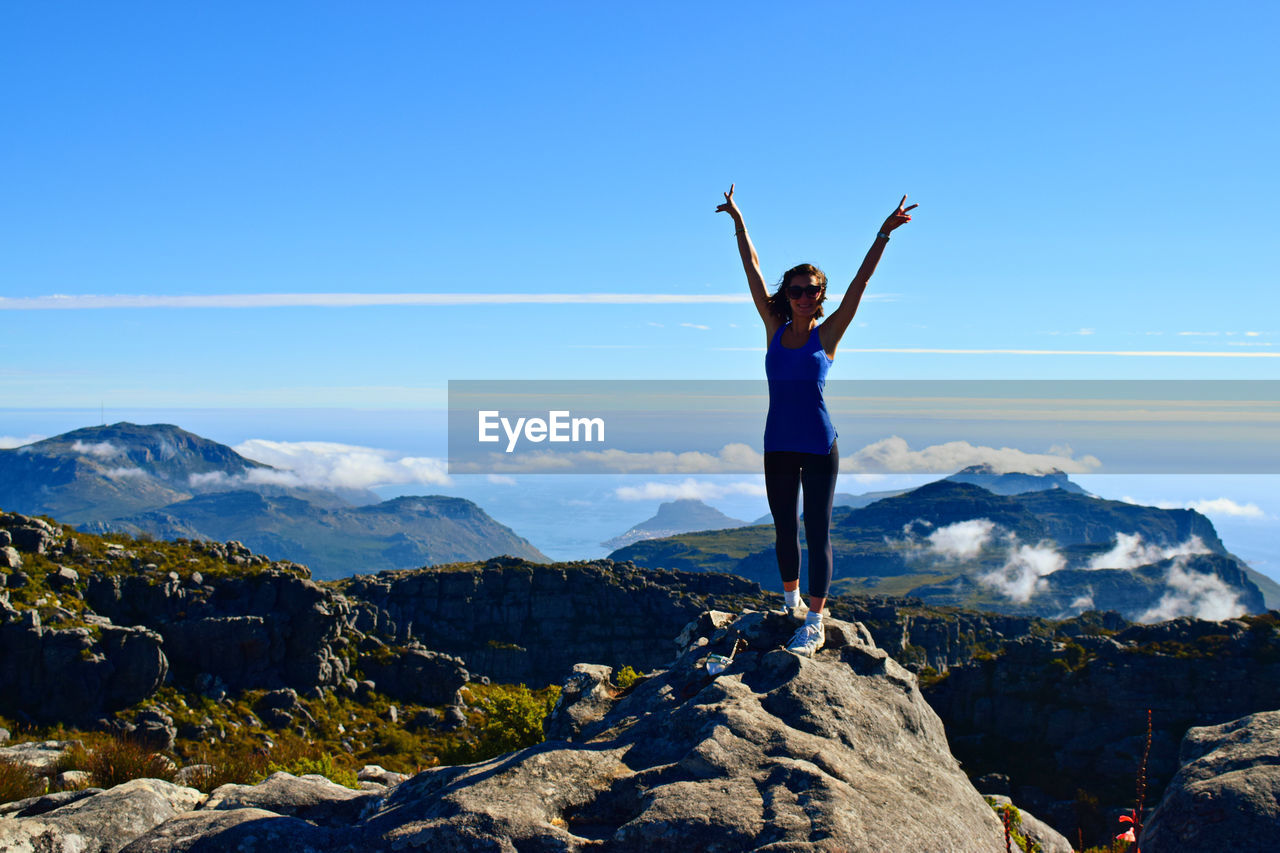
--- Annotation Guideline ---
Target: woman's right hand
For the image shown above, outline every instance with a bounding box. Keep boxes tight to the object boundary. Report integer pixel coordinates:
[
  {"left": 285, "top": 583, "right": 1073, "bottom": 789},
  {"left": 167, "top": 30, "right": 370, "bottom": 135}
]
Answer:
[{"left": 716, "top": 183, "right": 742, "bottom": 221}]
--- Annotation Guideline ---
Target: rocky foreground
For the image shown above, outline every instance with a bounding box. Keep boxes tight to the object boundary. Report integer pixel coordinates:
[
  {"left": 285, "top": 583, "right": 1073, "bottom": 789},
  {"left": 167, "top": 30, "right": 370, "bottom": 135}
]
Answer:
[
  {"left": 1, "top": 610, "right": 1013, "bottom": 852},
  {"left": 6, "top": 509, "right": 1280, "bottom": 847},
  {"left": 3, "top": 609, "right": 1278, "bottom": 850}
]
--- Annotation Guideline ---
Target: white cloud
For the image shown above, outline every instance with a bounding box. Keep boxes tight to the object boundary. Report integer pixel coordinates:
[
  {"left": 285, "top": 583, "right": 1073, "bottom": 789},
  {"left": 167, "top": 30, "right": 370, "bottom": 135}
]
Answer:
[
  {"left": 72, "top": 440, "right": 121, "bottom": 458},
  {"left": 1123, "top": 497, "right": 1267, "bottom": 520},
  {"left": 893, "top": 518, "right": 1064, "bottom": 603},
  {"left": 189, "top": 471, "right": 233, "bottom": 488},
  {"left": 0, "top": 292, "right": 751, "bottom": 310},
  {"left": 104, "top": 466, "right": 148, "bottom": 480},
  {"left": 231, "top": 440, "right": 450, "bottom": 490},
  {"left": 1137, "top": 559, "right": 1246, "bottom": 623},
  {"left": 0, "top": 434, "right": 44, "bottom": 449},
  {"left": 486, "top": 474, "right": 518, "bottom": 485},
  {"left": 1184, "top": 498, "right": 1266, "bottom": 519},
  {"left": 1069, "top": 591, "right": 1095, "bottom": 612},
  {"left": 1087, "top": 533, "right": 1210, "bottom": 570},
  {"left": 846, "top": 436, "right": 1101, "bottom": 475},
  {"left": 926, "top": 519, "right": 996, "bottom": 560},
  {"left": 680, "top": 322, "right": 710, "bottom": 330},
  {"left": 461, "top": 443, "right": 764, "bottom": 475},
  {"left": 614, "top": 478, "right": 767, "bottom": 501},
  {"left": 977, "top": 541, "right": 1066, "bottom": 603}
]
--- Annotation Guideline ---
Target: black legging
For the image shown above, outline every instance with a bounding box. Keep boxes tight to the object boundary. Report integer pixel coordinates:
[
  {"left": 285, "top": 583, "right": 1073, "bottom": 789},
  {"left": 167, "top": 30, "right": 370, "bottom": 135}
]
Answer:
[{"left": 764, "top": 440, "right": 839, "bottom": 600}]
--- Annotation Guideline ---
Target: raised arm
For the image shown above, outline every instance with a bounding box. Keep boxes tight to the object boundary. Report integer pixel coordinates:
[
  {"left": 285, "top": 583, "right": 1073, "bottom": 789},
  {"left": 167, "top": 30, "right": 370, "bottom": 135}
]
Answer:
[
  {"left": 819, "top": 195, "right": 918, "bottom": 356},
  {"left": 716, "top": 185, "right": 778, "bottom": 332}
]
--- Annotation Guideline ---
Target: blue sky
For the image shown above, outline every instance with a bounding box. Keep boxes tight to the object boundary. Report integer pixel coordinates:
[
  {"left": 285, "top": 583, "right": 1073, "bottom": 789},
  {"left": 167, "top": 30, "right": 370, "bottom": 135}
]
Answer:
[{"left": 2, "top": 3, "right": 1278, "bottom": 576}]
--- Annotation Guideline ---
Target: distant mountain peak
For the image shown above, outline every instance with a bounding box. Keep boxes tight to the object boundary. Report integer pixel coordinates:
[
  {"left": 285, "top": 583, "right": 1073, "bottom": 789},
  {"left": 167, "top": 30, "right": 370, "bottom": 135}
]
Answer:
[
  {"left": 945, "top": 465, "right": 1088, "bottom": 496},
  {"left": 602, "top": 499, "right": 748, "bottom": 550},
  {"left": 29, "top": 422, "right": 270, "bottom": 474}
]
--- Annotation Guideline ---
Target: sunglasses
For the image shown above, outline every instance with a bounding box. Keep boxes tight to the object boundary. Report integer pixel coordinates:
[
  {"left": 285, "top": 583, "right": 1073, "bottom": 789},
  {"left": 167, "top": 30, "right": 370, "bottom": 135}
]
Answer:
[{"left": 787, "top": 285, "right": 823, "bottom": 299}]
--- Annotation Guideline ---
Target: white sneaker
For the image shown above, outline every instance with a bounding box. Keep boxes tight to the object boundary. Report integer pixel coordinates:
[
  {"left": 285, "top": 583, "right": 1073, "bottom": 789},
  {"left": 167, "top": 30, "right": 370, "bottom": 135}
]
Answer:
[{"left": 786, "top": 622, "right": 824, "bottom": 657}]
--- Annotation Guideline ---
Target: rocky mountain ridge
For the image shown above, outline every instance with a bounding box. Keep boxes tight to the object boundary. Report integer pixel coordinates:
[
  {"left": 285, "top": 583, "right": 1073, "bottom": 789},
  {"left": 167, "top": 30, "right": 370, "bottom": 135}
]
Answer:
[
  {"left": 0, "top": 423, "right": 550, "bottom": 578},
  {"left": 613, "top": 478, "right": 1279, "bottom": 617}
]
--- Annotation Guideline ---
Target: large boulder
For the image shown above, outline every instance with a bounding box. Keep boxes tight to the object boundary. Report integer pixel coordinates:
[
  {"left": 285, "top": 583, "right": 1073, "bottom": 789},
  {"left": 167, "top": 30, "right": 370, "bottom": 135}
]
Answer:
[
  {"left": 118, "top": 808, "right": 336, "bottom": 853},
  {"left": 356, "top": 609, "right": 1004, "bottom": 851},
  {"left": 110, "top": 609, "right": 1005, "bottom": 851},
  {"left": 0, "top": 615, "right": 166, "bottom": 722},
  {"left": 356, "top": 646, "right": 468, "bottom": 705},
  {"left": 1142, "top": 709, "right": 1280, "bottom": 852},
  {"left": 85, "top": 569, "right": 351, "bottom": 693},
  {"left": 202, "top": 771, "right": 378, "bottom": 826},
  {"left": 0, "top": 778, "right": 204, "bottom": 853}
]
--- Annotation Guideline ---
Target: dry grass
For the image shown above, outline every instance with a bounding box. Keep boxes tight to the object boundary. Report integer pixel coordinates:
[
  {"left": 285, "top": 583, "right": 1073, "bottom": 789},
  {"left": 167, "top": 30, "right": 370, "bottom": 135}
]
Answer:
[
  {"left": 0, "top": 757, "right": 44, "bottom": 806},
  {"left": 85, "top": 736, "right": 176, "bottom": 789}
]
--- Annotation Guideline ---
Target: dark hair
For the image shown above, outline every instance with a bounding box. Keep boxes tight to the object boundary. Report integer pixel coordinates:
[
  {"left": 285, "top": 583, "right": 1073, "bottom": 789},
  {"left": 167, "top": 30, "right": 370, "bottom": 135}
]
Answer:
[{"left": 768, "top": 263, "right": 828, "bottom": 321}]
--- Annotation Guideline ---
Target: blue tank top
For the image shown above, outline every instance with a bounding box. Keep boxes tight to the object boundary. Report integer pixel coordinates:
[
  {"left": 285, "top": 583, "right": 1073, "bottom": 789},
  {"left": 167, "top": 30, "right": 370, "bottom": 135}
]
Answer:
[{"left": 764, "top": 322, "right": 837, "bottom": 454}]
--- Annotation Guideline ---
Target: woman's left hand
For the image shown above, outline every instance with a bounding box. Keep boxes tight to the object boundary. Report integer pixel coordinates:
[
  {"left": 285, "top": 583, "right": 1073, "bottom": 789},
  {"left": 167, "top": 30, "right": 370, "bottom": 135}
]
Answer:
[{"left": 879, "top": 195, "right": 919, "bottom": 233}]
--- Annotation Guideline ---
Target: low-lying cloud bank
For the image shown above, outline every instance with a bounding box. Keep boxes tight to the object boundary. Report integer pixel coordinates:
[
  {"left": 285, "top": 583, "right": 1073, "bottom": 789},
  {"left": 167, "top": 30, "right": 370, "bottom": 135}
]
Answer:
[
  {"left": 847, "top": 436, "right": 1100, "bottom": 475},
  {"left": 72, "top": 440, "right": 121, "bottom": 458},
  {"left": 219, "top": 440, "right": 451, "bottom": 491},
  {"left": 1138, "top": 560, "right": 1245, "bottom": 622},
  {"left": 0, "top": 434, "right": 46, "bottom": 449},
  {"left": 1087, "top": 532, "right": 1209, "bottom": 570},
  {"left": 453, "top": 437, "right": 1100, "bottom": 476},
  {"left": 1124, "top": 496, "right": 1267, "bottom": 519},
  {"left": 895, "top": 518, "right": 1237, "bottom": 621}
]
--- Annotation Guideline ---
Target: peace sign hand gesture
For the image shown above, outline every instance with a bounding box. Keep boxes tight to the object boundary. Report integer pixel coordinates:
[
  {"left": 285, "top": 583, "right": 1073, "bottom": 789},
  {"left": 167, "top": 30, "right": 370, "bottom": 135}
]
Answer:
[
  {"left": 879, "top": 194, "right": 919, "bottom": 234},
  {"left": 716, "top": 183, "right": 743, "bottom": 223}
]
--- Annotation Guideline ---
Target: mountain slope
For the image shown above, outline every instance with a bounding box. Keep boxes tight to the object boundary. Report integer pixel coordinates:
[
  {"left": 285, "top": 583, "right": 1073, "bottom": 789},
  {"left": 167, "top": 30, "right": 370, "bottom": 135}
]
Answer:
[
  {"left": 86, "top": 492, "right": 550, "bottom": 579},
  {"left": 3, "top": 423, "right": 550, "bottom": 579},
  {"left": 612, "top": 476, "right": 1269, "bottom": 619}
]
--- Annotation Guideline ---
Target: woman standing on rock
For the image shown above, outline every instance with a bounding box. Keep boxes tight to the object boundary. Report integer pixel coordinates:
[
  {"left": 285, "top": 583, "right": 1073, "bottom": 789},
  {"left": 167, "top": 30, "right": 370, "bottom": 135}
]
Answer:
[{"left": 716, "top": 185, "right": 916, "bottom": 657}]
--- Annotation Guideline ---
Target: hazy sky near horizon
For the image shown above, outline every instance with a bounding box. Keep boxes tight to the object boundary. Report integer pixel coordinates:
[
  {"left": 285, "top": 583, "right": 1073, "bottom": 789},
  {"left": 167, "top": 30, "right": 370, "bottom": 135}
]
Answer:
[{"left": 2, "top": 3, "right": 1278, "bottom": 576}]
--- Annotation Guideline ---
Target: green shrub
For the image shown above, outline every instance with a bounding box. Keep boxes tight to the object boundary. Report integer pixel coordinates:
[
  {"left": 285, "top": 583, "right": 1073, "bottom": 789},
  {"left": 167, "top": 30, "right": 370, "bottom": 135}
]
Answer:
[
  {"left": 264, "top": 752, "right": 359, "bottom": 789},
  {"left": 613, "top": 665, "right": 641, "bottom": 691},
  {"left": 1061, "top": 642, "right": 1087, "bottom": 671},
  {"left": 441, "top": 684, "right": 560, "bottom": 764}
]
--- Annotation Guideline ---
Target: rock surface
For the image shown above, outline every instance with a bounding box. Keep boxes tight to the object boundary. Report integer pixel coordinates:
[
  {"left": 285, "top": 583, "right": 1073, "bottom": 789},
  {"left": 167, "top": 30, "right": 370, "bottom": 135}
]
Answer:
[
  {"left": 355, "top": 608, "right": 1004, "bottom": 851},
  {"left": 43, "top": 610, "right": 1005, "bottom": 851},
  {"left": 86, "top": 569, "right": 352, "bottom": 693},
  {"left": 0, "top": 778, "right": 204, "bottom": 853},
  {"left": 203, "top": 771, "right": 378, "bottom": 826},
  {"left": 1142, "top": 709, "right": 1280, "bottom": 852},
  {"left": 0, "top": 739, "right": 83, "bottom": 775},
  {"left": 347, "top": 558, "right": 766, "bottom": 685},
  {"left": 924, "top": 613, "right": 1280, "bottom": 837}
]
